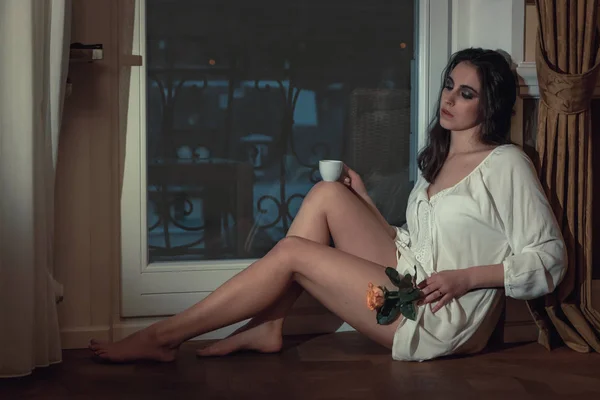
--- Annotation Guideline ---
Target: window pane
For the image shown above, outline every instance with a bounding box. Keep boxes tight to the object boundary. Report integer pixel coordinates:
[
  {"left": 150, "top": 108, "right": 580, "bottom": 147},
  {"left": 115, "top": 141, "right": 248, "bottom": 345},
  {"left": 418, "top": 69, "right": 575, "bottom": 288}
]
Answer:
[{"left": 146, "top": 0, "right": 416, "bottom": 262}]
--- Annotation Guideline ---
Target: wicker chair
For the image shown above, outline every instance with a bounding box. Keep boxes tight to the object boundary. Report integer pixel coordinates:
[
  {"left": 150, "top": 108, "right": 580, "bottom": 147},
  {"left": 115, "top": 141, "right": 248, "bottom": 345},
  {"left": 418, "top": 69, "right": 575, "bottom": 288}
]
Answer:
[{"left": 343, "top": 88, "right": 413, "bottom": 226}]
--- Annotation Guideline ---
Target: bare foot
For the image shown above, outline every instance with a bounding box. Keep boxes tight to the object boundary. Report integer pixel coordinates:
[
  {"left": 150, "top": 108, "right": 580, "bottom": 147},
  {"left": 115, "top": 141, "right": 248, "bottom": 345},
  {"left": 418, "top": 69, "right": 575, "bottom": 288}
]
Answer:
[
  {"left": 88, "top": 328, "right": 178, "bottom": 363},
  {"left": 196, "top": 321, "right": 282, "bottom": 357}
]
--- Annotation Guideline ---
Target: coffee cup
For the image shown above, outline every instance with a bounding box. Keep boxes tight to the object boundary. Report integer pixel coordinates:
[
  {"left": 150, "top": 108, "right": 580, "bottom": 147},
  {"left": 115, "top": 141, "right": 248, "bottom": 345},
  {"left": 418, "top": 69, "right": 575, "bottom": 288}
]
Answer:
[{"left": 319, "top": 160, "right": 343, "bottom": 182}]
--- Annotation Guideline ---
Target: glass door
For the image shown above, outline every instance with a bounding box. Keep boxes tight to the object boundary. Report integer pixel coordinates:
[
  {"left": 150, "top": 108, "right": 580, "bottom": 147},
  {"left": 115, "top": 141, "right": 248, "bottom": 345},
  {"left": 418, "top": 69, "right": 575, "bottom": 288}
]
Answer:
[{"left": 145, "top": 0, "right": 416, "bottom": 263}]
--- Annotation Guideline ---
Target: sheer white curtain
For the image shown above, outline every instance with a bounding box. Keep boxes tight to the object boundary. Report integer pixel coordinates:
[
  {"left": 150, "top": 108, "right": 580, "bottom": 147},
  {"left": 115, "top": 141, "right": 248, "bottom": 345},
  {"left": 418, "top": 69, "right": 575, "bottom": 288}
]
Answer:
[{"left": 0, "top": 0, "right": 71, "bottom": 378}]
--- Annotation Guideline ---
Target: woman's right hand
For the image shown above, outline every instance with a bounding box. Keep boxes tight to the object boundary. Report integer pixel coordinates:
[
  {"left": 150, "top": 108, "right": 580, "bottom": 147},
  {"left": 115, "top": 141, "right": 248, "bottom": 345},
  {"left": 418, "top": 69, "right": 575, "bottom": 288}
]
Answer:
[{"left": 340, "top": 164, "right": 368, "bottom": 197}]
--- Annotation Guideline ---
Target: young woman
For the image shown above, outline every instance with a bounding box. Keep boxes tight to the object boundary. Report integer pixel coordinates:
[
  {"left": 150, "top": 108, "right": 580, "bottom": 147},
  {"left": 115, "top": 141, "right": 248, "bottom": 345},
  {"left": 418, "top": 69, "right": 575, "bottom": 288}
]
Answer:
[{"left": 90, "top": 48, "right": 567, "bottom": 362}]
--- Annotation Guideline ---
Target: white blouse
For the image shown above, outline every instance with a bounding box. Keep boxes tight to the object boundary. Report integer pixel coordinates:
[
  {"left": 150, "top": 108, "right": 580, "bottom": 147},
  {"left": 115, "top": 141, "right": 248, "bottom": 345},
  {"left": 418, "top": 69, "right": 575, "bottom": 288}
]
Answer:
[{"left": 391, "top": 144, "right": 567, "bottom": 361}]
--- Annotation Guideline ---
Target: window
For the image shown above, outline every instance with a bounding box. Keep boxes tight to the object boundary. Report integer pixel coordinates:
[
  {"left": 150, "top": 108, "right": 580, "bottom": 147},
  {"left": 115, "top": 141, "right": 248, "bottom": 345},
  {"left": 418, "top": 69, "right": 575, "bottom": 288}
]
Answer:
[{"left": 121, "top": 0, "right": 452, "bottom": 317}]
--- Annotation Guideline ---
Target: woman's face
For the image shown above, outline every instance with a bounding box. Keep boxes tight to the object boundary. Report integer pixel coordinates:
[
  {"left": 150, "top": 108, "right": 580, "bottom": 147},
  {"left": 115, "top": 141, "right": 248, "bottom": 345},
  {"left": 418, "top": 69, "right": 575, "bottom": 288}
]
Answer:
[{"left": 439, "top": 61, "right": 482, "bottom": 133}]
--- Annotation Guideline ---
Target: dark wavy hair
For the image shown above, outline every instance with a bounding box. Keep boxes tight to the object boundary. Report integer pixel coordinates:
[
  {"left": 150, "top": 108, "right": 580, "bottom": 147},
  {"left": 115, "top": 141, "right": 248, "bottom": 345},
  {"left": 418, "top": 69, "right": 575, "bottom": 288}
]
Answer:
[{"left": 417, "top": 48, "right": 517, "bottom": 182}]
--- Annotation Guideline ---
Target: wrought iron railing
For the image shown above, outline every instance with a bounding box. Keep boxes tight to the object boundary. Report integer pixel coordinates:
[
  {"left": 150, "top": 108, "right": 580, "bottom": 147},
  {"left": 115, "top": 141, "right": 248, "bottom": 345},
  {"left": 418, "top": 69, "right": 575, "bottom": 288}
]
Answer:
[{"left": 146, "top": 62, "right": 333, "bottom": 260}]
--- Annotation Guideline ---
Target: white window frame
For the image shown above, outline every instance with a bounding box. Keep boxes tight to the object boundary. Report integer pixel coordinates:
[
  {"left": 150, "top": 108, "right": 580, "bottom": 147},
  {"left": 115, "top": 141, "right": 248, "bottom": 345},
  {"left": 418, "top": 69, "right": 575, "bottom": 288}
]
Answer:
[{"left": 120, "top": 0, "right": 454, "bottom": 317}]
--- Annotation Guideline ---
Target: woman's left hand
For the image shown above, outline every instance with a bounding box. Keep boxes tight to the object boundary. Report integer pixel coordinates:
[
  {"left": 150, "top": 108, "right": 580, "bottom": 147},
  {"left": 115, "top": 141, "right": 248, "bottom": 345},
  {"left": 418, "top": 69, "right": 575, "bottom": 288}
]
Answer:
[
  {"left": 417, "top": 270, "right": 472, "bottom": 313},
  {"left": 340, "top": 164, "right": 368, "bottom": 198}
]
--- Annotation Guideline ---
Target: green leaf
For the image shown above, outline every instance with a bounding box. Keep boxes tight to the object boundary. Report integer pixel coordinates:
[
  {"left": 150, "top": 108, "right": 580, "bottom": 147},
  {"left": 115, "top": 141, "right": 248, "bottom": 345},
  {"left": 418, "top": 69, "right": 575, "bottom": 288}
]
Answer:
[
  {"left": 396, "top": 287, "right": 422, "bottom": 303},
  {"left": 384, "top": 267, "right": 402, "bottom": 287},
  {"left": 375, "top": 297, "right": 400, "bottom": 325},
  {"left": 385, "top": 290, "right": 399, "bottom": 300},
  {"left": 399, "top": 302, "right": 417, "bottom": 321},
  {"left": 385, "top": 267, "right": 416, "bottom": 290},
  {"left": 377, "top": 297, "right": 394, "bottom": 316},
  {"left": 399, "top": 273, "right": 414, "bottom": 289},
  {"left": 376, "top": 304, "right": 402, "bottom": 325},
  {"left": 375, "top": 273, "right": 422, "bottom": 325}
]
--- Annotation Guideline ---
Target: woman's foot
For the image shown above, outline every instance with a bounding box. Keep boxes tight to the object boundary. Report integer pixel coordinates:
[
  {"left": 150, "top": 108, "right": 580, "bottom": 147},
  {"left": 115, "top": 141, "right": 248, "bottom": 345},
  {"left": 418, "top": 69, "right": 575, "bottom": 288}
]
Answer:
[
  {"left": 196, "top": 320, "right": 283, "bottom": 357},
  {"left": 88, "top": 327, "right": 178, "bottom": 363}
]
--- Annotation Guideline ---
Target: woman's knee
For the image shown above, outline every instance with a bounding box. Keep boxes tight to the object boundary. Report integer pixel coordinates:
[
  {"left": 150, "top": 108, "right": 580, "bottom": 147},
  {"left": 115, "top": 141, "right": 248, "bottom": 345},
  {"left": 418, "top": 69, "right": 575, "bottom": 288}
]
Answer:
[
  {"left": 303, "top": 181, "right": 349, "bottom": 208},
  {"left": 271, "top": 235, "right": 306, "bottom": 265},
  {"left": 272, "top": 236, "right": 325, "bottom": 279}
]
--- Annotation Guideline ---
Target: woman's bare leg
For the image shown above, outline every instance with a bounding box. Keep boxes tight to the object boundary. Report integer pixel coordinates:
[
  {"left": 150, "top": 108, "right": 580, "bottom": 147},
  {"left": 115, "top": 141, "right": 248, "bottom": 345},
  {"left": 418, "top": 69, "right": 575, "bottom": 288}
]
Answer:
[
  {"left": 89, "top": 182, "right": 398, "bottom": 360},
  {"left": 197, "top": 181, "right": 397, "bottom": 356},
  {"left": 89, "top": 236, "right": 401, "bottom": 362}
]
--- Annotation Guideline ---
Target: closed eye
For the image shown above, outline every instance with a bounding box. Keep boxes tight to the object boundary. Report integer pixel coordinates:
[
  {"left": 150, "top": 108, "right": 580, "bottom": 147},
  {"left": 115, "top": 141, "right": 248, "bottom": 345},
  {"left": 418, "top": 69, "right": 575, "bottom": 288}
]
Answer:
[
  {"left": 445, "top": 77, "right": 478, "bottom": 99},
  {"left": 461, "top": 90, "right": 474, "bottom": 100},
  {"left": 459, "top": 84, "right": 479, "bottom": 99},
  {"left": 444, "top": 77, "right": 453, "bottom": 90}
]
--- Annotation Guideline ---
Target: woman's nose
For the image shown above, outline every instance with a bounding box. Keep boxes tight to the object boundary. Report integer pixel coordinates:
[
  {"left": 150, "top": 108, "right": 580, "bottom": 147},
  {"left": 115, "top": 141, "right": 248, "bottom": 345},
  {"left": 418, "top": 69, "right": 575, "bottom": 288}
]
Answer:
[{"left": 444, "top": 92, "right": 455, "bottom": 106}]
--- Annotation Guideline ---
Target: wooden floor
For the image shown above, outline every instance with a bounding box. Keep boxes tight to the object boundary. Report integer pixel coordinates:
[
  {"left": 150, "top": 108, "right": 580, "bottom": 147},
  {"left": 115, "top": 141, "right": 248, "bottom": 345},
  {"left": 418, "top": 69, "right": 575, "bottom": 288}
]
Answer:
[{"left": 2, "top": 332, "right": 600, "bottom": 399}]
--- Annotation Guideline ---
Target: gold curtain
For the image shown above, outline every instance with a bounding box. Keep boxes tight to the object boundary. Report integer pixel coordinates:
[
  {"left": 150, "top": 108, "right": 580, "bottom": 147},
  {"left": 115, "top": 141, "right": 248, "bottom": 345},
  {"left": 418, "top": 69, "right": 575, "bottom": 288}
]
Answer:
[{"left": 531, "top": 0, "right": 600, "bottom": 352}]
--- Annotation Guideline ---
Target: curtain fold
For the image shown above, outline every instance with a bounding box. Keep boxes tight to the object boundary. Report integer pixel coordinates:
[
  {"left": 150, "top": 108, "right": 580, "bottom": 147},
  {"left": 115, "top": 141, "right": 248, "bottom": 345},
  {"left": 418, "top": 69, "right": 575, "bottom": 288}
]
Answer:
[
  {"left": 0, "top": 0, "right": 71, "bottom": 377},
  {"left": 530, "top": 0, "right": 600, "bottom": 353}
]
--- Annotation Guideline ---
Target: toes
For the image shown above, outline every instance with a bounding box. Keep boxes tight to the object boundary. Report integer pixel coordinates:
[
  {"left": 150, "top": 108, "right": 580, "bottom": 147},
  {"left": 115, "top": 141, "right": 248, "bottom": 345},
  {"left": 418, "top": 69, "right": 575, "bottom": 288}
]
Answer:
[
  {"left": 89, "top": 339, "right": 106, "bottom": 350},
  {"left": 196, "top": 346, "right": 215, "bottom": 357},
  {"left": 196, "top": 344, "right": 226, "bottom": 357}
]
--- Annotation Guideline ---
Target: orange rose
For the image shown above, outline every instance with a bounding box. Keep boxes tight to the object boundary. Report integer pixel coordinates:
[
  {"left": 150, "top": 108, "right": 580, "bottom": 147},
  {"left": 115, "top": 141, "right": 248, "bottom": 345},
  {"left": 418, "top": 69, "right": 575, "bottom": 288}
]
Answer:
[{"left": 366, "top": 282, "right": 385, "bottom": 311}]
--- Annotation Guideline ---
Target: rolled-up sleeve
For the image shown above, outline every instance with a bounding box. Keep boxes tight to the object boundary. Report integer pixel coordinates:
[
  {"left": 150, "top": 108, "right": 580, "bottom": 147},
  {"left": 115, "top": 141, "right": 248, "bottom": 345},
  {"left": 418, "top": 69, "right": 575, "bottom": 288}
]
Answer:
[{"left": 485, "top": 148, "right": 567, "bottom": 300}]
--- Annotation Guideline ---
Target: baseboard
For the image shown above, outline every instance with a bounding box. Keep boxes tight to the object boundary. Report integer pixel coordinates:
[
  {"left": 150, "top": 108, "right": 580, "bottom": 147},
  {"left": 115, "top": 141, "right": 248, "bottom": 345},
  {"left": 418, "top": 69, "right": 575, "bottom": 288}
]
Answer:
[
  {"left": 503, "top": 297, "right": 538, "bottom": 344},
  {"left": 61, "top": 311, "right": 354, "bottom": 349},
  {"left": 112, "top": 314, "right": 354, "bottom": 343},
  {"left": 111, "top": 318, "right": 251, "bottom": 342},
  {"left": 503, "top": 320, "right": 538, "bottom": 343},
  {"left": 61, "top": 326, "right": 111, "bottom": 349}
]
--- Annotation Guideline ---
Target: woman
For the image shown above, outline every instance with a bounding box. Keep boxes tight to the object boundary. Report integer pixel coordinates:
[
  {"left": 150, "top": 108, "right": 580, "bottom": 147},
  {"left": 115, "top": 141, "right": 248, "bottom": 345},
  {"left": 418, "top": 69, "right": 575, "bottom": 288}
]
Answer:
[{"left": 90, "top": 48, "right": 567, "bottom": 362}]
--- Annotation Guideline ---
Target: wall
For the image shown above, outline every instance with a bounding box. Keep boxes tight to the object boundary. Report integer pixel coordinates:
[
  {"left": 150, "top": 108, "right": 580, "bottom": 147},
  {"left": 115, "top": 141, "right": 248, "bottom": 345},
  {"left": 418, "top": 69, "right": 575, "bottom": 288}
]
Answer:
[
  {"left": 525, "top": 3, "right": 537, "bottom": 62},
  {"left": 56, "top": 0, "right": 119, "bottom": 347}
]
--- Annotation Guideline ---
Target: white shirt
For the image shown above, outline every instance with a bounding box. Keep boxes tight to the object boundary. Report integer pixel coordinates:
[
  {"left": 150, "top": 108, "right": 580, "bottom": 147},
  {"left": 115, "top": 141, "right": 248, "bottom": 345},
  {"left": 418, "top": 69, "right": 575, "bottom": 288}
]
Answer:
[{"left": 391, "top": 144, "right": 567, "bottom": 361}]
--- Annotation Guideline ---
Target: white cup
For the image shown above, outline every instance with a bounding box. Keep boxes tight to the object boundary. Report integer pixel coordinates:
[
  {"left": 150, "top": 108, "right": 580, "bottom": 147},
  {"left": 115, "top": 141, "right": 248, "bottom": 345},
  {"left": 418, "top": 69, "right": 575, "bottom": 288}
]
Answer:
[{"left": 319, "top": 160, "right": 343, "bottom": 182}]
